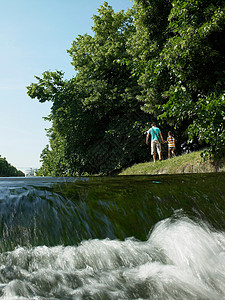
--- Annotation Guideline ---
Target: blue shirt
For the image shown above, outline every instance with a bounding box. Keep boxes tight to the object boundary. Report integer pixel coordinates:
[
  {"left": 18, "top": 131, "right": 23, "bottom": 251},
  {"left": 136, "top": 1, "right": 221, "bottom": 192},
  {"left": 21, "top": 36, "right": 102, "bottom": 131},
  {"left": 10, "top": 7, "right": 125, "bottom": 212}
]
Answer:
[{"left": 148, "top": 127, "right": 161, "bottom": 141}]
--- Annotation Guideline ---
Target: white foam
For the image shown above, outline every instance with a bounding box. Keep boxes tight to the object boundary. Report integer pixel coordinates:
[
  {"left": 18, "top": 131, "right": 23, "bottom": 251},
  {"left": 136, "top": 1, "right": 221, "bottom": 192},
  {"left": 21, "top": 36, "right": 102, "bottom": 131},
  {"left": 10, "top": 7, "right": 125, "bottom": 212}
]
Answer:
[{"left": 0, "top": 216, "right": 224, "bottom": 299}]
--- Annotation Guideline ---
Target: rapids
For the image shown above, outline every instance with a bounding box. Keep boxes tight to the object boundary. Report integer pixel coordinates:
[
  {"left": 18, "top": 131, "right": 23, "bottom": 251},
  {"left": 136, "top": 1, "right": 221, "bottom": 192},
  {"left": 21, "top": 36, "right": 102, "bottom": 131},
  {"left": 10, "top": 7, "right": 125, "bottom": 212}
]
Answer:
[{"left": 0, "top": 173, "right": 224, "bottom": 299}]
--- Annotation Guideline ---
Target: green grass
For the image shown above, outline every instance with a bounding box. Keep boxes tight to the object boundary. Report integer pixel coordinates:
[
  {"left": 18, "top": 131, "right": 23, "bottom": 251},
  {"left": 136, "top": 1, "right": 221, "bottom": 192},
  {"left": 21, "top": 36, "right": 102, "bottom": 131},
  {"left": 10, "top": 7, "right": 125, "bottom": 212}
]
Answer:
[{"left": 119, "top": 151, "right": 225, "bottom": 175}]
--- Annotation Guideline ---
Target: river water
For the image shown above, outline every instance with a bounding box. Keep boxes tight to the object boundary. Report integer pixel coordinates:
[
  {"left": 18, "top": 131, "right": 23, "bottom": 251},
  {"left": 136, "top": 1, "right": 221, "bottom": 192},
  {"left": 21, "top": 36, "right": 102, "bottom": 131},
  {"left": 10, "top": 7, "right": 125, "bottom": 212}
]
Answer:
[{"left": 0, "top": 173, "right": 224, "bottom": 299}]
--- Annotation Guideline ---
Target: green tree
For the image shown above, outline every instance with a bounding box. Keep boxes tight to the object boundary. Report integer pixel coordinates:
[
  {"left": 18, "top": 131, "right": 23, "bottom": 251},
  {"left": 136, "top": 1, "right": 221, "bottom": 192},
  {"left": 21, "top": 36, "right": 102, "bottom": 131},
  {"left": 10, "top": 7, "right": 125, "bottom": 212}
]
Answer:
[
  {"left": 0, "top": 156, "right": 25, "bottom": 177},
  {"left": 28, "top": 3, "right": 151, "bottom": 175},
  {"left": 132, "top": 0, "right": 225, "bottom": 157}
]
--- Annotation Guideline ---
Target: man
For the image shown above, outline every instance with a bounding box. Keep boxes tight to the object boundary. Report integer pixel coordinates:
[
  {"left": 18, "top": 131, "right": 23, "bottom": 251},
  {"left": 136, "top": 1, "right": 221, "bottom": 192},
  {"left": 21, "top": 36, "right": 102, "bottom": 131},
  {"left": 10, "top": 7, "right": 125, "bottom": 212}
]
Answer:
[{"left": 146, "top": 123, "right": 164, "bottom": 162}]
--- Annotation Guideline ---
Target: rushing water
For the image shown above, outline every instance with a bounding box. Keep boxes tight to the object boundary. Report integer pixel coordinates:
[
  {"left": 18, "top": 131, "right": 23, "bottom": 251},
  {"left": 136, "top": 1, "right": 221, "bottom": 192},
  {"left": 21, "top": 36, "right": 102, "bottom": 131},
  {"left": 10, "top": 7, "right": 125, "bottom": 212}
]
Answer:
[{"left": 0, "top": 173, "right": 224, "bottom": 299}]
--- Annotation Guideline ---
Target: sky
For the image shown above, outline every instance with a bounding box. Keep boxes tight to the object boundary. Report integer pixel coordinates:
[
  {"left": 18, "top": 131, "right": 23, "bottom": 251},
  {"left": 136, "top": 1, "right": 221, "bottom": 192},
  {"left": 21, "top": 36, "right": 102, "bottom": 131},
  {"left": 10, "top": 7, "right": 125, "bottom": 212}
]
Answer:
[{"left": 0, "top": 0, "right": 134, "bottom": 174}]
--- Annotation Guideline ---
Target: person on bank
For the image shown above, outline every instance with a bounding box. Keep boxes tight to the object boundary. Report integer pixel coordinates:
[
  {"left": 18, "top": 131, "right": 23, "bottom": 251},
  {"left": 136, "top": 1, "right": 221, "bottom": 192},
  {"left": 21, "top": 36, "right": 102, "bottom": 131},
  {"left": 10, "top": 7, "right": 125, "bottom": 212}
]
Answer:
[
  {"left": 165, "top": 131, "right": 176, "bottom": 158},
  {"left": 146, "top": 123, "right": 164, "bottom": 163}
]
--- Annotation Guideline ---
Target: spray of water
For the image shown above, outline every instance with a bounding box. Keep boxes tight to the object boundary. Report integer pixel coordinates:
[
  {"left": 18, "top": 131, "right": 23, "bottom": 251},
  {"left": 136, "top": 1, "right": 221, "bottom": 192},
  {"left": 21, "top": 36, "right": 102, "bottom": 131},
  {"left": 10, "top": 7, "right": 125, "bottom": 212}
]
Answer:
[{"left": 0, "top": 216, "right": 224, "bottom": 299}]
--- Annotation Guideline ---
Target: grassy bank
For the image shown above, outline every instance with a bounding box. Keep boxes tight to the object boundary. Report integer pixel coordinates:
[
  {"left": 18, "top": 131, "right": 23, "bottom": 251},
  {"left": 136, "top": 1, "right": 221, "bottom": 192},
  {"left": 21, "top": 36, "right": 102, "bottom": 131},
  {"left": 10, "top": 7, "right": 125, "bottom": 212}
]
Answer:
[{"left": 119, "top": 151, "right": 225, "bottom": 175}]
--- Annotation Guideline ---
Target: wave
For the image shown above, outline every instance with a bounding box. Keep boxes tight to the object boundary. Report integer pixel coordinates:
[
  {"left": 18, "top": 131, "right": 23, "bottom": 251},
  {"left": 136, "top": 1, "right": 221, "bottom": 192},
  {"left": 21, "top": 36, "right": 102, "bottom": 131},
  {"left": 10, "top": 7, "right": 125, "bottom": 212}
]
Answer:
[{"left": 0, "top": 216, "right": 224, "bottom": 299}]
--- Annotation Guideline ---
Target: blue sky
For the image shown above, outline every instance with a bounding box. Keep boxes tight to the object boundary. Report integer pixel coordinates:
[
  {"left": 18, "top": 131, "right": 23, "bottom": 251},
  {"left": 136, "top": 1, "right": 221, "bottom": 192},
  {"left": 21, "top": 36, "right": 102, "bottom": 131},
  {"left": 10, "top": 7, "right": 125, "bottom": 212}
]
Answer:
[{"left": 0, "top": 0, "right": 133, "bottom": 173}]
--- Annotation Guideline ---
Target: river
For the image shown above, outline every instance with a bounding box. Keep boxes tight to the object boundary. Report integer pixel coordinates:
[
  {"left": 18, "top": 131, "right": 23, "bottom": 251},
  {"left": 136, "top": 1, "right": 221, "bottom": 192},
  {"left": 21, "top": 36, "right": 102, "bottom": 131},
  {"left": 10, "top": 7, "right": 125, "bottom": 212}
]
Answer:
[{"left": 0, "top": 173, "right": 224, "bottom": 299}]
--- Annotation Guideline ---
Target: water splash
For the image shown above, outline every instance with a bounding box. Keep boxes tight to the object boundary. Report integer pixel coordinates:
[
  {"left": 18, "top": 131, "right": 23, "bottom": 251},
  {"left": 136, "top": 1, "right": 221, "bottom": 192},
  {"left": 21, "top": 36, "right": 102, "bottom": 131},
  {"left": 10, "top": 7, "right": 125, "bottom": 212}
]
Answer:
[
  {"left": 0, "top": 175, "right": 224, "bottom": 299},
  {"left": 0, "top": 174, "right": 224, "bottom": 252},
  {"left": 0, "top": 216, "right": 224, "bottom": 299}
]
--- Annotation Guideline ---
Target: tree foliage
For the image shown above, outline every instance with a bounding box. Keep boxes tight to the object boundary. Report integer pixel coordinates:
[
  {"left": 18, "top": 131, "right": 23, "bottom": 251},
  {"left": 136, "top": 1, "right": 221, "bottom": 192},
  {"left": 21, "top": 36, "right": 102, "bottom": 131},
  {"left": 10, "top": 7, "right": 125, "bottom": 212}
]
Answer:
[
  {"left": 28, "top": 3, "right": 150, "bottom": 176},
  {"left": 0, "top": 156, "right": 25, "bottom": 177},
  {"left": 27, "top": 1, "right": 225, "bottom": 176},
  {"left": 134, "top": 0, "right": 225, "bottom": 157}
]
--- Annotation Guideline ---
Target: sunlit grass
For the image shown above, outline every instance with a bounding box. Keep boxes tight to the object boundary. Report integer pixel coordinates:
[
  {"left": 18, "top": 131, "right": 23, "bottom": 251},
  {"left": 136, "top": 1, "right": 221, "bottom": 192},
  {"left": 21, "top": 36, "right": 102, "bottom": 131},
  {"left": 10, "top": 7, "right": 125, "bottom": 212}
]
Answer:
[{"left": 119, "top": 151, "right": 225, "bottom": 175}]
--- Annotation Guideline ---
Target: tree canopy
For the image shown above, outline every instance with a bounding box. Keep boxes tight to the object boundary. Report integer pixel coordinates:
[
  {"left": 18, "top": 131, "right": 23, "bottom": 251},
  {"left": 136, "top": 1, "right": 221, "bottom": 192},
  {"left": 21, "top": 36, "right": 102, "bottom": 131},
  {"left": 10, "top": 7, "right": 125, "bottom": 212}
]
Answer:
[
  {"left": 27, "top": 3, "right": 151, "bottom": 176},
  {"left": 0, "top": 156, "right": 25, "bottom": 177},
  {"left": 27, "top": 1, "right": 225, "bottom": 176},
  {"left": 133, "top": 0, "right": 225, "bottom": 157}
]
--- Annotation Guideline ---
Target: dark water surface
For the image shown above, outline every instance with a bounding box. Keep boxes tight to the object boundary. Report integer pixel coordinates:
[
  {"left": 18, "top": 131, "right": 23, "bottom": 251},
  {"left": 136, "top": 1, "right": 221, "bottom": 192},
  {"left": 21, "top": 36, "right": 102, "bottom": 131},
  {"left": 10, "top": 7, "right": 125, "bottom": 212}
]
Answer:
[{"left": 0, "top": 173, "right": 224, "bottom": 299}]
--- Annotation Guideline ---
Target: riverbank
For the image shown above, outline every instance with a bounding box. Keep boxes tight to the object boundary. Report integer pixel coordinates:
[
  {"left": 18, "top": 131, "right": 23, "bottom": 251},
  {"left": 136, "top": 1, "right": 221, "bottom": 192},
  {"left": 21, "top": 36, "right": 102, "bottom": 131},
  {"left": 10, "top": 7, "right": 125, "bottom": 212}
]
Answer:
[{"left": 119, "top": 151, "right": 225, "bottom": 175}]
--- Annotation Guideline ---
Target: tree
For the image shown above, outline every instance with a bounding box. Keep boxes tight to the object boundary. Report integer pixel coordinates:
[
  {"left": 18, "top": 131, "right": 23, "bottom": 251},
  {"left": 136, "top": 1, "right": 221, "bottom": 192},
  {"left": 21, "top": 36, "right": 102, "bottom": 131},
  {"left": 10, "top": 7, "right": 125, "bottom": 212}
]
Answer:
[
  {"left": 132, "top": 0, "right": 225, "bottom": 157},
  {"left": 0, "top": 156, "right": 25, "bottom": 177},
  {"left": 28, "top": 3, "right": 151, "bottom": 175}
]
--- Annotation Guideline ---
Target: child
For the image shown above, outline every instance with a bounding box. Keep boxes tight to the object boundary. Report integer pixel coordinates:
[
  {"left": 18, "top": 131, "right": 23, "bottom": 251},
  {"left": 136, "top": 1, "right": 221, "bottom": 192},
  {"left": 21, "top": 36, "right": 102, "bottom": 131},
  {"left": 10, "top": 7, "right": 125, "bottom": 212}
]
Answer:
[{"left": 166, "top": 131, "right": 176, "bottom": 158}]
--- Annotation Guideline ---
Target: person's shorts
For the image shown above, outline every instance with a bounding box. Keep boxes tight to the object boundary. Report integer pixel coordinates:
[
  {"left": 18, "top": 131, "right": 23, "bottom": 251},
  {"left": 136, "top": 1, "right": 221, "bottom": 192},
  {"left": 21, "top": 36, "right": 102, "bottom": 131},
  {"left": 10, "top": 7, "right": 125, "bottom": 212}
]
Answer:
[
  {"left": 151, "top": 140, "right": 161, "bottom": 155},
  {"left": 168, "top": 146, "right": 175, "bottom": 150}
]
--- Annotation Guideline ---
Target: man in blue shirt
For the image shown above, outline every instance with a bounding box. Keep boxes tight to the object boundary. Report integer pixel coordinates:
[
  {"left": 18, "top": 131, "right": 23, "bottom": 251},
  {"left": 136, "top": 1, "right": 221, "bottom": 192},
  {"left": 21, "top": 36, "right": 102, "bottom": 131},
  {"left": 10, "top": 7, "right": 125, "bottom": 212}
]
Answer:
[{"left": 146, "top": 122, "right": 164, "bottom": 162}]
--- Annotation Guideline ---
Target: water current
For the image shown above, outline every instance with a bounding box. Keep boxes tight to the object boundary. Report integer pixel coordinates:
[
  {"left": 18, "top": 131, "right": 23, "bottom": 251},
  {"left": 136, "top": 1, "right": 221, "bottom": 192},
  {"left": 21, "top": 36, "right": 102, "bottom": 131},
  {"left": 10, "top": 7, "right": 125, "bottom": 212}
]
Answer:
[{"left": 0, "top": 173, "right": 224, "bottom": 299}]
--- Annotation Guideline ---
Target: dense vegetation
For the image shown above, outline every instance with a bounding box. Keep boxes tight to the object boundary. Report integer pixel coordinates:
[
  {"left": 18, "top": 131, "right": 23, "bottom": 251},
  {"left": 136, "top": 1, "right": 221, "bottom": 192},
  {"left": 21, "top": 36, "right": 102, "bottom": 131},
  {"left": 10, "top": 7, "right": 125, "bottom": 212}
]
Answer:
[
  {"left": 27, "top": 0, "right": 225, "bottom": 176},
  {"left": 0, "top": 156, "right": 25, "bottom": 177}
]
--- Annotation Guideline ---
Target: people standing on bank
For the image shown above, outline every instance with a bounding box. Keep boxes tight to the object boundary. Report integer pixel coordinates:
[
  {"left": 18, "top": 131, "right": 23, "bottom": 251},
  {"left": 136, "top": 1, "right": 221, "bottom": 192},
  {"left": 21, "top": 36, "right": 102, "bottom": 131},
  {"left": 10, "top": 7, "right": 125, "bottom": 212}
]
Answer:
[
  {"left": 165, "top": 131, "right": 176, "bottom": 158},
  {"left": 146, "top": 123, "right": 164, "bottom": 163}
]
